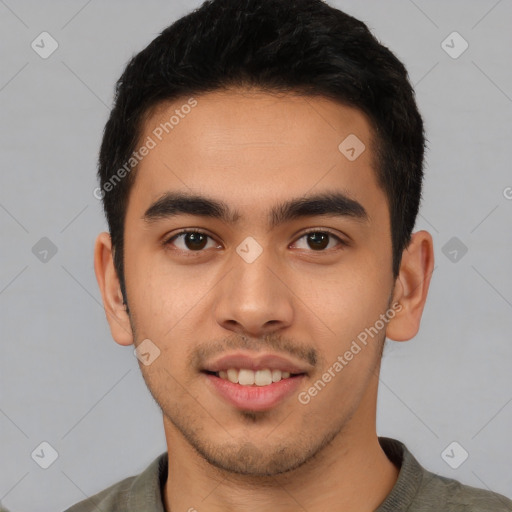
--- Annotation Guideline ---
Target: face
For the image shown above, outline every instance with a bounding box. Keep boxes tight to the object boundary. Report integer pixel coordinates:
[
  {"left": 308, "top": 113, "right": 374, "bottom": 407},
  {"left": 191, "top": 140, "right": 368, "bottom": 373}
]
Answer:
[{"left": 115, "top": 90, "right": 399, "bottom": 475}]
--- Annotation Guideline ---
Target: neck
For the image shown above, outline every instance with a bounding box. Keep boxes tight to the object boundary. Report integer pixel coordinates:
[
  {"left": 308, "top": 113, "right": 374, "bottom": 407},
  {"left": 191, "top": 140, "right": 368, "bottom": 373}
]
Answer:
[{"left": 162, "top": 408, "right": 399, "bottom": 511}]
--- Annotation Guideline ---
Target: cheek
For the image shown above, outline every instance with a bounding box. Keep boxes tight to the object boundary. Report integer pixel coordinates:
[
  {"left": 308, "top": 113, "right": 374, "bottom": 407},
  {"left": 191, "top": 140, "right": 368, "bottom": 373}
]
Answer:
[
  {"left": 300, "top": 264, "right": 391, "bottom": 392},
  {"left": 303, "top": 258, "right": 388, "bottom": 336},
  {"left": 126, "top": 250, "right": 222, "bottom": 348},
  {"left": 124, "top": 248, "right": 179, "bottom": 333}
]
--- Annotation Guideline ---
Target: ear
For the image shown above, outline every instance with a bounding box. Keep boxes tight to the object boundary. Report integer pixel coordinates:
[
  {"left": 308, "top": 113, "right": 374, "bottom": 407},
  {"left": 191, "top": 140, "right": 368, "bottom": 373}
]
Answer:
[
  {"left": 94, "top": 232, "right": 134, "bottom": 346},
  {"left": 386, "top": 230, "right": 435, "bottom": 342}
]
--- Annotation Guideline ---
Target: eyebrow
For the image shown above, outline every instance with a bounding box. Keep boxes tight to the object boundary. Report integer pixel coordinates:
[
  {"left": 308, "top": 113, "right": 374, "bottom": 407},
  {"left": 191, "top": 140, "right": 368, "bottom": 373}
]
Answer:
[{"left": 143, "top": 191, "right": 369, "bottom": 229}]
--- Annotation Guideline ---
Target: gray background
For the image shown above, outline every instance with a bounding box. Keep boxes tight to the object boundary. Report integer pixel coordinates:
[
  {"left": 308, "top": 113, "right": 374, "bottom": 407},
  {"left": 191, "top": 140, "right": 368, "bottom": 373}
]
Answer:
[{"left": 1, "top": 0, "right": 511, "bottom": 510}]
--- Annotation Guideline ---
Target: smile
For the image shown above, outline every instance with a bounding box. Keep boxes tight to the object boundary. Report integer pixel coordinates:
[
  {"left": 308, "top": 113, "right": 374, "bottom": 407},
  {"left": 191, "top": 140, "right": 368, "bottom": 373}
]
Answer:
[
  {"left": 203, "top": 370, "right": 306, "bottom": 411},
  {"left": 214, "top": 368, "right": 294, "bottom": 386}
]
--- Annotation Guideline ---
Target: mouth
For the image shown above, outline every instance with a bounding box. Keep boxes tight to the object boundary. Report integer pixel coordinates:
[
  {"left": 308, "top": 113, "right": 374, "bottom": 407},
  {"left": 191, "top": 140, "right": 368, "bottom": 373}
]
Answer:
[
  {"left": 201, "top": 352, "right": 310, "bottom": 411},
  {"left": 202, "top": 371, "right": 306, "bottom": 412}
]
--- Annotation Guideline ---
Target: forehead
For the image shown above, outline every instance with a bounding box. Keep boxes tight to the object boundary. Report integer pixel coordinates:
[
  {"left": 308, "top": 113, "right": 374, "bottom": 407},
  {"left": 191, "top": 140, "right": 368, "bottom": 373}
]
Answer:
[{"left": 129, "top": 89, "right": 386, "bottom": 225}]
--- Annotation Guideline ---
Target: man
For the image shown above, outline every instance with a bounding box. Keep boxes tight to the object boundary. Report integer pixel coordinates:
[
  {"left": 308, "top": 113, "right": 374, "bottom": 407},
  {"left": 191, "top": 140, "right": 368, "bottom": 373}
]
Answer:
[{"left": 66, "top": 0, "right": 512, "bottom": 510}]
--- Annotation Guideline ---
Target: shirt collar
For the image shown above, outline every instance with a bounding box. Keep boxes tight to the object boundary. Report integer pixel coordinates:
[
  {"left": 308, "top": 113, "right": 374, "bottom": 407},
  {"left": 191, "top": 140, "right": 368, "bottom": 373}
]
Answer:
[
  {"left": 376, "top": 437, "right": 424, "bottom": 511},
  {"left": 126, "top": 451, "right": 168, "bottom": 512}
]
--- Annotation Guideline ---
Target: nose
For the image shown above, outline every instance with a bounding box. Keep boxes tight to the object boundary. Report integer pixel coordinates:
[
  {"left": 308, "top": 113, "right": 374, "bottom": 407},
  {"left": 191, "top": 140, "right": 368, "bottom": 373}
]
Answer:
[{"left": 213, "top": 244, "right": 294, "bottom": 339}]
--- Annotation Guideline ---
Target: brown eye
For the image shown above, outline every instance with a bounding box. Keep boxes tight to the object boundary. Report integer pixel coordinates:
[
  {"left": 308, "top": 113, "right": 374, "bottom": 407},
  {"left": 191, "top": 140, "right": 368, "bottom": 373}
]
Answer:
[
  {"left": 293, "top": 230, "right": 345, "bottom": 251},
  {"left": 165, "top": 230, "right": 217, "bottom": 252},
  {"left": 183, "top": 232, "right": 208, "bottom": 250},
  {"left": 306, "top": 232, "right": 330, "bottom": 250}
]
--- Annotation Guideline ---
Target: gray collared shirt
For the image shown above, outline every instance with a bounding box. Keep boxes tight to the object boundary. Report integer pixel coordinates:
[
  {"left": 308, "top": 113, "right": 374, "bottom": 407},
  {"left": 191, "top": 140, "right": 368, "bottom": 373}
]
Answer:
[{"left": 63, "top": 437, "right": 512, "bottom": 511}]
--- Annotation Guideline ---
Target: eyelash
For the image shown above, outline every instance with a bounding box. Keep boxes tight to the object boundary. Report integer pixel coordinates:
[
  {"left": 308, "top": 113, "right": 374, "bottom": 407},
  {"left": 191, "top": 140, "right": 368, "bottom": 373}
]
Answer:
[{"left": 163, "top": 228, "right": 347, "bottom": 255}]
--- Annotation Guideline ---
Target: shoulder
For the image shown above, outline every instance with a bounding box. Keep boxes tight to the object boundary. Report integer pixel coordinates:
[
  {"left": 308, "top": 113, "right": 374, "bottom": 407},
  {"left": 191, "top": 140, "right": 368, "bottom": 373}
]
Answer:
[
  {"left": 63, "top": 474, "right": 136, "bottom": 512},
  {"left": 62, "top": 452, "right": 168, "bottom": 512},
  {"left": 378, "top": 437, "right": 512, "bottom": 512},
  {"left": 418, "top": 471, "right": 512, "bottom": 512}
]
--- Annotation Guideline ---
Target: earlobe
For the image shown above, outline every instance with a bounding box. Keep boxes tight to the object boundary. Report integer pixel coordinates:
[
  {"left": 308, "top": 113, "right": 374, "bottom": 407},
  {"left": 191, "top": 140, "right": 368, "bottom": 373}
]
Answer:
[
  {"left": 386, "top": 230, "right": 435, "bottom": 342},
  {"left": 94, "top": 232, "right": 134, "bottom": 346}
]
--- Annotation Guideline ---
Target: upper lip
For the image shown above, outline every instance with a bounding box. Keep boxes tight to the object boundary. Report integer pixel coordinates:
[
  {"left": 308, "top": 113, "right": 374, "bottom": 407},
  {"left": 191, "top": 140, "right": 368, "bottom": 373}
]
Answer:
[{"left": 202, "top": 352, "right": 312, "bottom": 374}]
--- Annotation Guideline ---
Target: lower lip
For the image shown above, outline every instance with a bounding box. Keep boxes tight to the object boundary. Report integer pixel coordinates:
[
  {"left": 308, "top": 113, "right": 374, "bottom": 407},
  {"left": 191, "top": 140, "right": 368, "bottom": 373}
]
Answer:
[{"left": 203, "top": 373, "right": 306, "bottom": 412}]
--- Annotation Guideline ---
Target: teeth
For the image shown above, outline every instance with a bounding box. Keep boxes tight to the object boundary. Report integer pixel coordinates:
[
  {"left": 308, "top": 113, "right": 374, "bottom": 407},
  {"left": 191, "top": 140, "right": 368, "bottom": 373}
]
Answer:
[
  {"left": 272, "top": 369, "right": 282, "bottom": 382},
  {"left": 238, "top": 369, "right": 255, "bottom": 385},
  {"left": 219, "top": 368, "right": 295, "bottom": 386},
  {"left": 227, "top": 368, "right": 238, "bottom": 384},
  {"left": 254, "top": 369, "right": 272, "bottom": 386}
]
